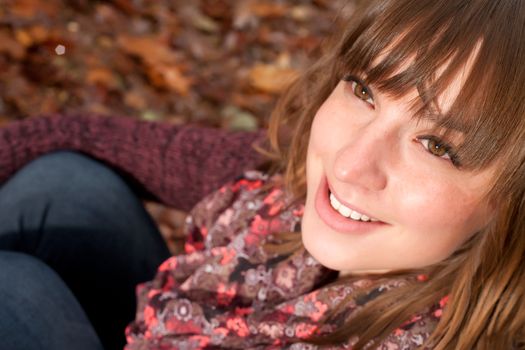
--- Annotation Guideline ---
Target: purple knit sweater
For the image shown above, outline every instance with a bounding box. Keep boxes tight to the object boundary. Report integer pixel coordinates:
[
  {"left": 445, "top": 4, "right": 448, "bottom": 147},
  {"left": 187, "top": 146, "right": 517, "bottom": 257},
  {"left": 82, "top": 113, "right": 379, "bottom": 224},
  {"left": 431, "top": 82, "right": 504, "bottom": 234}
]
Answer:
[{"left": 0, "top": 114, "right": 266, "bottom": 211}]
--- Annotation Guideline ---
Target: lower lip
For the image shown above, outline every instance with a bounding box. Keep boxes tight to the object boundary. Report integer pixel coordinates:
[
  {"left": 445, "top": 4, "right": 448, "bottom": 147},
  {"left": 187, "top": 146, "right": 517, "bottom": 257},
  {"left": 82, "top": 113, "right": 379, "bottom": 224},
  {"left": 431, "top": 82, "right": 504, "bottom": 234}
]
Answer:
[{"left": 314, "top": 176, "right": 386, "bottom": 234}]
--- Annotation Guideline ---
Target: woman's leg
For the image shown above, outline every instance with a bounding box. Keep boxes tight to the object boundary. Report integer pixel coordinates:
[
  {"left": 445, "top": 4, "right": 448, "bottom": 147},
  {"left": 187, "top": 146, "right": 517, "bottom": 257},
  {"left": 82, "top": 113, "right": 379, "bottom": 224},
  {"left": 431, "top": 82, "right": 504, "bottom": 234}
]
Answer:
[
  {"left": 0, "top": 251, "right": 104, "bottom": 350},
  {"left": 0, "top": 151, "right": 172, "bottom": 350}
]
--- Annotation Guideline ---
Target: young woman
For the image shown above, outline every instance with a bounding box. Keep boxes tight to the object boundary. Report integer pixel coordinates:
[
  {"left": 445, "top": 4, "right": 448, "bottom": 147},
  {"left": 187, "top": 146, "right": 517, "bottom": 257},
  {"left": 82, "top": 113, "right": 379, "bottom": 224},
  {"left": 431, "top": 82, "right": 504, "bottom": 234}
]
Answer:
[{"left": 0, "top": 0, "right": 524, "bottom": 349}]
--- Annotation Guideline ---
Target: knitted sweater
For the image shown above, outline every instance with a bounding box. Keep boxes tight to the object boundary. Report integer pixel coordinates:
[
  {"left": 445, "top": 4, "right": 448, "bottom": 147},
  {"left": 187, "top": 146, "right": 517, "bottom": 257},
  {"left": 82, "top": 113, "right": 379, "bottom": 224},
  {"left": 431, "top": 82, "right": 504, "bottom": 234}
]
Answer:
[
  {"left": 0, "top": 115, "right": 442, "bottom": 349},
  {"left": 0, "top": 114, "right": 266, "bottom": 212}
]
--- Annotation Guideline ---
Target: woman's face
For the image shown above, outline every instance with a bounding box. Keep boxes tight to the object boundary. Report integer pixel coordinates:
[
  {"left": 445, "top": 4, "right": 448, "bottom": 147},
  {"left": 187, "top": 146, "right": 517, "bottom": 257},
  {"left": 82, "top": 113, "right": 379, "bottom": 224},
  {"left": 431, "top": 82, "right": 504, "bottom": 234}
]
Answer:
[{"left": 302, "top": 76, "right": 496, "bottom": 274}]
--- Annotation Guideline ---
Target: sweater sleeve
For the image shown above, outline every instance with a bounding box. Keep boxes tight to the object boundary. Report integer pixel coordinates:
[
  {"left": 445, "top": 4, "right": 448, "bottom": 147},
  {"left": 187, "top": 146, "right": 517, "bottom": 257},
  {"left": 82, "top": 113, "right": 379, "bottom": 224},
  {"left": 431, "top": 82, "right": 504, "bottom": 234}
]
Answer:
[{"left": 0, "top": 113, "right": 268, "bottom": 211}]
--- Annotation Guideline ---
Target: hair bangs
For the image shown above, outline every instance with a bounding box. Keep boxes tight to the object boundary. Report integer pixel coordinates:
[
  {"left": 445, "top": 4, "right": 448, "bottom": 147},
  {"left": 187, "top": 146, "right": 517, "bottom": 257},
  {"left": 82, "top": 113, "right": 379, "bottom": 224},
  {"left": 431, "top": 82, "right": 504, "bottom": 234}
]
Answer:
[{"left": 334, "top": 0, "right": 525, "bottom": 175}]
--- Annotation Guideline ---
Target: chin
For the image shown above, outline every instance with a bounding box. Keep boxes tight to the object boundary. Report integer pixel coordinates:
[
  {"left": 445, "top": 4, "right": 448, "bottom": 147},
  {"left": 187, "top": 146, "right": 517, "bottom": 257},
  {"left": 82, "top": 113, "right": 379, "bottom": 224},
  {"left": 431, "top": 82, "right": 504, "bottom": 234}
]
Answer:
[
  {"left": 301, "top": 202, "right": 402, "bottom": 273},
  {"left": 301, "top": 206, "right": 358, "bottom": 272}
]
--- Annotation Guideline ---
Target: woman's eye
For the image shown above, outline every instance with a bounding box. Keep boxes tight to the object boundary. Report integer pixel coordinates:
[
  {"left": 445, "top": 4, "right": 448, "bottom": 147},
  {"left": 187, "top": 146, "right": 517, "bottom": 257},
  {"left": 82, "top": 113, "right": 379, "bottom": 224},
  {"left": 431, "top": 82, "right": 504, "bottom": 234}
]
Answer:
[
  {"left": 417, "top": 136, "right": 460, "bottom": 166},
  {"left": 342, "top": 75, "right": 375, "bottom": 107},
  {"left": 350, "top": 80, "right": 374, "bottom": 106}
]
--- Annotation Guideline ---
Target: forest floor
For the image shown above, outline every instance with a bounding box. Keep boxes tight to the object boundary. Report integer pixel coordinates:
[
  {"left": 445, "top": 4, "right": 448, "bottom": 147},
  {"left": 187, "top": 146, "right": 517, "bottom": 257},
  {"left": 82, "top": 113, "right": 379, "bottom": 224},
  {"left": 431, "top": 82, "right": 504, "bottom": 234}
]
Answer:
[{"left": 0, "top": 0, "right": 357, "bottom": 127}]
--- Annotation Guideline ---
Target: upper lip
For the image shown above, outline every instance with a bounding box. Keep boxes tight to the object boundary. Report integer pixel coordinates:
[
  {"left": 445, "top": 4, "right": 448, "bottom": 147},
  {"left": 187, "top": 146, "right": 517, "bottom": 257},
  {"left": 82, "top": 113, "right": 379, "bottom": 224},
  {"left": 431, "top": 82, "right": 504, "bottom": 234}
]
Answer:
[{"left": 327, "top": 182, "right": 382, "bottom": 222}]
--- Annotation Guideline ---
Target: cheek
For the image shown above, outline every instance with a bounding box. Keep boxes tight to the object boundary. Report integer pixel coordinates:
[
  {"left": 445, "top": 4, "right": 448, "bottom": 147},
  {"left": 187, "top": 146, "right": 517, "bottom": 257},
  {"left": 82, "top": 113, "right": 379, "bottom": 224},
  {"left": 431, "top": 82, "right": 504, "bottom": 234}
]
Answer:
[
  {"left": 308, "top": 99, "right": 349, "bottom": 159},
  {"left": 310, "top": 104, "right": 333, "bottom": 143},
  {"left": 396, "top": 177, "right": 489, "bottom": 252}
]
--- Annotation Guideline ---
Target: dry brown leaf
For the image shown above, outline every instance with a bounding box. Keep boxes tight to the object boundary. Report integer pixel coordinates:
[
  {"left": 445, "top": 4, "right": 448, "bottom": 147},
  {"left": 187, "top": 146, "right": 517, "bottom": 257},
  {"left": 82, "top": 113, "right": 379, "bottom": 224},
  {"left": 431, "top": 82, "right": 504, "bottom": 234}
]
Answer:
[
  {"left": 28, "top": 26, "right": 50, "bottom": 44},
  {"left": 118, "top": 35, "right": 179, "bottom": 66},
  {"left": 146, "top": 64, "right": 192, "bottom": 95},
  {"left": 112, "top": 0, "right": 139, "bottom": 15},
  {"left": 143, "top": 200, "right": 188, "bottom": 239},
  {"left": 3, "top": 76, "right": 33, "bottom": 105},
  {"left": 94, "top": 4, "right": 122, "bottom": 26},
  {"left": 86, "top": 103, "right": 113, "bottom": 116},
  {"left": 291, "top": 5, "right": 315, "bottom": 21},
  {"left": 191, "top": 12, "right": 220, "bottom": 33},
  {"left": 0, "top": 30, "right": 25, "bottom": 59},
  {"left": 86, "top": 67, "right": 119, "bottom": 89},
  {"left": 124, "top": 91, "right": 147, "bottom": 110},
  {"left": 249, "top": 2, "right": 288, "bottom": 17},
  {"left": 40, "top": 93, "right": 60, "bottom": 114},
  {"left": 232, "top": 92, "right": 273, "bottom": 112},
  {"left": 201, "top": 0, "right": 232, "bottom": 20},
  {"left": 15, "top": 29, "right": 35, "bottom": 47},
  {"left": 9, "top": 0, "right": 57, "bottom": 19},
  {"left": 83, "top": 53, "right": 104, "bottom": 67},
  {"left": 248, "top": 63, "right": 299, "bottom": 94}
]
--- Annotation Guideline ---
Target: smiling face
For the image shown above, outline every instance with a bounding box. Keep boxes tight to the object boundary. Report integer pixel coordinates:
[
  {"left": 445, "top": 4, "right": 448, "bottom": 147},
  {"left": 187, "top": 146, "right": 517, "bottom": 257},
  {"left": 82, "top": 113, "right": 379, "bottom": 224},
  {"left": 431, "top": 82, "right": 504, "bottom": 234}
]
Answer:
[{"left": 301, "top": 76, "right": 496, "bottom": 274}]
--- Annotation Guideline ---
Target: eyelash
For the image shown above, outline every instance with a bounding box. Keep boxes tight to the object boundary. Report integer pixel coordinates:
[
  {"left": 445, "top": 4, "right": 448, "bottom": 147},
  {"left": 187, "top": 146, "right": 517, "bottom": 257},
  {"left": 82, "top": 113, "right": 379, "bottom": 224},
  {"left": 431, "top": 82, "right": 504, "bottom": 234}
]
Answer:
[
  {"left": 342, "top": 75, "right": 375, "bottom": 107},
  {"left": 416, "top": 135, "right": 461, "bottom": 166},
  {"left": 341, "top": 75, "right": 461, "bottom": 167}
]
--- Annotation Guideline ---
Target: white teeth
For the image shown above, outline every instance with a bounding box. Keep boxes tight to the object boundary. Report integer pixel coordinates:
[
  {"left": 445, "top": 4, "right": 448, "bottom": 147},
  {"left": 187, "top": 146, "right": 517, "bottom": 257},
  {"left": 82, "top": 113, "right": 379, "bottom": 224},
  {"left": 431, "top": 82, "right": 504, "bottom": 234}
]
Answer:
[
  {"left": 350, "top": 211, "right": 362, "bottom": 220},
  {"left": 329, "top": 193, "right": 341, "bottom": 210},
  {"left": 328, "top": 192, "right": 376, "bottom": 222},
  {"left": 339, "top": 206, "right": 352, "bottom": 218}
]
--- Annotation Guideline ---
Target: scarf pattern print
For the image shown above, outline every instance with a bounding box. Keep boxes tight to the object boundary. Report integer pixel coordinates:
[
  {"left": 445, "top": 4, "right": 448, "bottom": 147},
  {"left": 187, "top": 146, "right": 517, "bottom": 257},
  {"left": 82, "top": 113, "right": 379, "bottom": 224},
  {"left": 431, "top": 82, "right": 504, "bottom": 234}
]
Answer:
[{"left": 125, "top": 171, "right": 442, "bottom": 349}]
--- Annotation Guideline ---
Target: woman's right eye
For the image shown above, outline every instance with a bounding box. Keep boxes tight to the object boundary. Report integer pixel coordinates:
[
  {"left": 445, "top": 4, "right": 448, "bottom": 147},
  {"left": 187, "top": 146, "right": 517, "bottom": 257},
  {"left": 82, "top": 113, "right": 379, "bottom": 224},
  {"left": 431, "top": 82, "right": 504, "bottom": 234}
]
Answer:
[{"left": 342, "top": 76, "right": 375, "bottom": 107}]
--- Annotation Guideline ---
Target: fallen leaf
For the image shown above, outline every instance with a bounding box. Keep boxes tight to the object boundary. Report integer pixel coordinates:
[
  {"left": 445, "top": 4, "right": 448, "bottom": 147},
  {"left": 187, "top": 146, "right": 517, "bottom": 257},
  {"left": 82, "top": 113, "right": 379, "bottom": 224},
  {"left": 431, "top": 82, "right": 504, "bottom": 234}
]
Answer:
[
  {"left": 0, "top": 30, "right": 25, "bottom": 59},
  {"left": 86, "top": 67, "right": 120, "bottom": 89},
  {"left": 146, "top": 64, "right": 192, "bottom": 95},
  {"left": 112, "top": 0, "right": 138, "bottom": 15},
  {"left": 9, "top": 0, "right": 57, "bottom": 19},
  {"left": 94, "top": 4, "right": 122, "bottom": 26},
  {"left": 192, "top": 13, "right": 221, "bottom": 33},
  {"left": 233, "top": 2, "right": 260, "bottom": 29},
  {"left": 179, "top": 5, "right": 221, "bottom": 33},
  {"left": 86, "top": 103, "right": 113, "bottom": 116},
  {"left": 16, "top": 28, "right": 36, "bottom": 47},
  {"left": 28, "top": 25, "right": 50, "bottom": 44},
  {"left": 291, "top": 5, "right": 315, "bottom": 22},
  {"left": 40, "top": 93, "right": 60, "bottom": 114},
  {"left": 231, "top": 92, "right": 273, "bottom": 114},
  {"left": 221, "top": 105, "right": 258, "bottom": 131},
  {"left": 249, "top": 2, "right": 288, "bottom": 18},
  {"left": 200, "top": 0, "right": 232, "bottom": 20},
  {"left": 248, "top": 63, "right": 299, "bottom": 94},
  {"left": 118, "top": 35, "right": 179, "bottom": 65},
  {"left": 124, "top": 90, "right": 147, "bottom": 110}
]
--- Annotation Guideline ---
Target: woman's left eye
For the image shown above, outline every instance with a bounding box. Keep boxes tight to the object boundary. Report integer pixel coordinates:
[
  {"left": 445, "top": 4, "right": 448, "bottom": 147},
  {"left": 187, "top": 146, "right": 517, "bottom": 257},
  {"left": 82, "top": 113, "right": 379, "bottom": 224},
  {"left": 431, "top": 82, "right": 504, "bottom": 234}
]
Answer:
[
  {"left": 417, "top": 135, "right": 460, "bottom": 166},
  {"left": 342, "top": 75, "right": 375, "bottom": 107},
  {"left": 351, "top": 81, "right": 374, "bottom": 106}
]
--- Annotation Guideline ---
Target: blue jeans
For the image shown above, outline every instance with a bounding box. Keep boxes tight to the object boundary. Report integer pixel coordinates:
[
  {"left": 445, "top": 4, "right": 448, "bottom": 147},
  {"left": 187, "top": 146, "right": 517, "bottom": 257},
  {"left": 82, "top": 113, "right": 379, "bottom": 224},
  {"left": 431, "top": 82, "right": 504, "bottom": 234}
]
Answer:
[{"left": 0, "top": 151, "right": 171, "bottom": 350}]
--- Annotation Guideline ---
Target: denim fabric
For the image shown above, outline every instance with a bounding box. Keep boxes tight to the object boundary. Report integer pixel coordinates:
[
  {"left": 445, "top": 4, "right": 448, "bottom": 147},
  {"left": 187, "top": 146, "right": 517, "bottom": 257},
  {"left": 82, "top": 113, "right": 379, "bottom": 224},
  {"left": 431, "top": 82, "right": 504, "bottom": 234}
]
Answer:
[
  {"left": 0, "top": 251, "right": 104, "bottom": 350},
  {"left": 0, "top": 151, "right": 171, "bottom": 350}
]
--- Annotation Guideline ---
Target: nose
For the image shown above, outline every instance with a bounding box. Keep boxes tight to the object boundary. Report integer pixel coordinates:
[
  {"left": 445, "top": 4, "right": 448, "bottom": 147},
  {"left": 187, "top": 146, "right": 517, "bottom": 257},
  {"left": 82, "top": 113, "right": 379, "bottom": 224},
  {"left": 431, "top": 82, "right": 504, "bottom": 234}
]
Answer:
[{"left": 333, "top": 128, "right": 389, "bottom": 192}]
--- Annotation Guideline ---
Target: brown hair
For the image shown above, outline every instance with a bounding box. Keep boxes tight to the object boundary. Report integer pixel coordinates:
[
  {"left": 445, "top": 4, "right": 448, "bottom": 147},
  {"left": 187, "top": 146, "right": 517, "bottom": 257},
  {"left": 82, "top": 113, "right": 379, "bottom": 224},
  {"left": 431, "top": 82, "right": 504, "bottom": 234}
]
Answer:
[{"left": 264, "top": 0, "right": 525, "bottom": 348}]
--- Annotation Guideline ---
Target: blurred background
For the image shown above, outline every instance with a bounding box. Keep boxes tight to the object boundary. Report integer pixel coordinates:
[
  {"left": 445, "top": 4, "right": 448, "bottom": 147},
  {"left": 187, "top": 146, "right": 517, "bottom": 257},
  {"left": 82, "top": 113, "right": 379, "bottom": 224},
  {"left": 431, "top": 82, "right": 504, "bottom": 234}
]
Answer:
[
  {"left": 0, "top": 0, "right": 356, "bottom": 252},
  {"left": 0, "top": 0, "right": 357, "bottom": 129}
]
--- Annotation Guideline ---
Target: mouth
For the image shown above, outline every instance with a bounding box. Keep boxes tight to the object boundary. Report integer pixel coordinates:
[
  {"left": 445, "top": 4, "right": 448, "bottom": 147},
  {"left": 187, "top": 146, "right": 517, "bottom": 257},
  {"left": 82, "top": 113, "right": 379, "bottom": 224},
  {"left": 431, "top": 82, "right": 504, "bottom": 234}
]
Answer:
[
  {"left": 314, "top": 176, "right": 386, "bottom": 234},
  {"left": 328, "top": 191, "right": 379, "bottom": 222}
]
